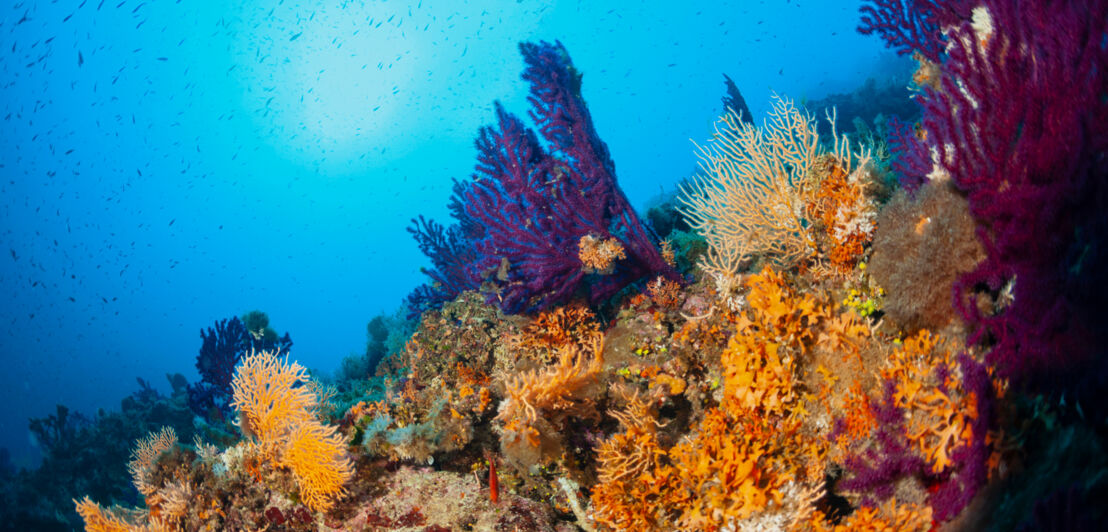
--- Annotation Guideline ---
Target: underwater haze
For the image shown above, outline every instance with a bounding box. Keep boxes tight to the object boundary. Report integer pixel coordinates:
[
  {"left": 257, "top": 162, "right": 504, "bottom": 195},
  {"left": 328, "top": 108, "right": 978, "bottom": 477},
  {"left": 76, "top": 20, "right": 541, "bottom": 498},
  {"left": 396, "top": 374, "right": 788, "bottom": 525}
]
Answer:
[{"left": 1, "top": 0, "right": 888, "bottom": 469}]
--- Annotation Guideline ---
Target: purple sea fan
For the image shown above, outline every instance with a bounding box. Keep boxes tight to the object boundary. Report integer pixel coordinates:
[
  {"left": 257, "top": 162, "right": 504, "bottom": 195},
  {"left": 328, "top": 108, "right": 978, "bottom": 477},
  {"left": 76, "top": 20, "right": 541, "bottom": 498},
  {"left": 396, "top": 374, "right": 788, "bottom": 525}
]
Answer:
[
  {"left": 886, "top": 115, "right": 930, "bottom": 194},
  {"left": 858, "top": 0, "right": 971, "bottom": 62},
  {"left": 409, "top": 41, "right": 676, "bottom": 314},
  {"left": 921, "top": 0, "right": 1108, "bottom": 383}
]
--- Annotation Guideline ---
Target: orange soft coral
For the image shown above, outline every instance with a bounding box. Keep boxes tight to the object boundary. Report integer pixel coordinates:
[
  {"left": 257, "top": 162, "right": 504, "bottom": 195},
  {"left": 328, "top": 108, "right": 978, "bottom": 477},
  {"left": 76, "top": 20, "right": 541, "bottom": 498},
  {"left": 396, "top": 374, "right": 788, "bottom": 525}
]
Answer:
[
  {"left": 669, "top": 409, "right": 785, "bottom": 529},
  {"left": 881, "top": 331, "right": 977, "bottom": 474},
  {"left": 805, "top": 154, "right": 876, "bottom": 276},
  {"left": 578, "top": 233, "right": 627, "bottom": 274},
  {"left": 591, "top": 391, "right": 678, "bottom": 531},
  {"left": 722, "top": 267, "right": 825, "bottom": 419},
  {"left": 497, "top": 336, "right": 604, "bottom": 467}
]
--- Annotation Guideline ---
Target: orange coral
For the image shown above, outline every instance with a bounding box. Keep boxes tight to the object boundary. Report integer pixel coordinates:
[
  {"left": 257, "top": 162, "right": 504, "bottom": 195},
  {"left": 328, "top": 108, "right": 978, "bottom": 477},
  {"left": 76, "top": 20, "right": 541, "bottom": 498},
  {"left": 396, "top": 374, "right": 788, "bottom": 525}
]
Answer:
[
  {"left": 810, "top": 498, "right": 933, "bottom": 532},
  {"left": 660, "top": 238, "right": 676, "bottom": 267},
  {"left": 722, "top": 267, "right": 825, "bottom": 419},
  {"left": 231, "top": 350, "right": 352, "bottom": 513},
  {"left": 497, "top": 336, "right": 605, "bottom": 466},
  {"left": 499, "top": 336, "right": 604, "bottom": 426},
  {"left": 669, "top": 409, "right": 784, "bottom": 529},
  {"left": 595, "top": 390, "right": 666, "bottom": 485},
  {"left": 646, "top": 275, "right": 684, "bottom": 309},
  {"left": 578, "top": 233, "right": 627, "bottom": 274},
  {"left": 806, "top": 156, "right": 876, "bottom": 275},
  {"left": 514, "top": 301, "right": 602, "bottom": 354},
  {"left": 592, "top": 391, "right": 681, "bottom": 531},
  {"left": 231, "top": 350, "right": 316, "bottom": 455},
  {"left": 73, "top": 497, "right": 156, "bottom": 532},
  {"left": 881, "top": 331, "right": 977, "bottom": 474},
  {"left": 279, "top": 421, "right": 354, "bottom": 512}
]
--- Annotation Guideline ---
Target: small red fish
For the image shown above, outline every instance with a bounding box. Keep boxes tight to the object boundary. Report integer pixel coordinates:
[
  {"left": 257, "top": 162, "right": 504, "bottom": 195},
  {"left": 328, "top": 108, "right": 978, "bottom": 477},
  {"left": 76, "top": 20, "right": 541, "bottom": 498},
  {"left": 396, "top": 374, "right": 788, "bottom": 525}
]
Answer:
[{"left": 487, "top": 452, "right": 499, "bottom": 504}]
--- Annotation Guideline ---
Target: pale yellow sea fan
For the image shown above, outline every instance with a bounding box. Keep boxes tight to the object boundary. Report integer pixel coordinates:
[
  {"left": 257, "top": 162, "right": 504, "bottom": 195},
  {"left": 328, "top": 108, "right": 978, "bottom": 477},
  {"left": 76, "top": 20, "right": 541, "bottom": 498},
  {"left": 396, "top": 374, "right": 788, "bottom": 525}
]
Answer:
[
  {"left": 679, "top": 94, "right": 821, "bottom": 280},
  {"left": 127, "top": 427, "right": 177, "bottom": 498}
]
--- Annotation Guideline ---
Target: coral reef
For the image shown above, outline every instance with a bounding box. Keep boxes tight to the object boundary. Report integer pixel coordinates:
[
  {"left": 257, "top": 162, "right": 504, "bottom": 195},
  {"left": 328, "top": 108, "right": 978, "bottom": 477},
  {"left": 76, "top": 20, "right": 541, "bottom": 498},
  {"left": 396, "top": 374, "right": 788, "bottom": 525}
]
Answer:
[{"left": 30, "top": 21, "right": 1108, "bottom": 532}]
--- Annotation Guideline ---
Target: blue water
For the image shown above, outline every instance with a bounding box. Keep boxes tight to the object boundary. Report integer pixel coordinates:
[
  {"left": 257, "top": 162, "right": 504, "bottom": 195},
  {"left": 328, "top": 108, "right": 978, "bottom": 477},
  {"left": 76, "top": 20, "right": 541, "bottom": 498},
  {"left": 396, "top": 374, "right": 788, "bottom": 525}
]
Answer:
[{"left": 0, "top": 0, "right": 891, "bottom": 469}]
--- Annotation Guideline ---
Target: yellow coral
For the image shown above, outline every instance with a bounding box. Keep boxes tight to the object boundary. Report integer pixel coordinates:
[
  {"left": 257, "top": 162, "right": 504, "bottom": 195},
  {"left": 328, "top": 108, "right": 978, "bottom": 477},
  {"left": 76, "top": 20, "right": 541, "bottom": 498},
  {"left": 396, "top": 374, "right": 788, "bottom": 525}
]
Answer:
[
  {"left": 231, "top": 349, "right": 317, "bottom": 454},
  {"left": 231, "top": 350, "right": 352, "bottom": 513},
  {"left": 679, "top": 94, "right": 821, "bottom": 278},
  {"left": 280, "top": 421, "right": 353, "bottom": 512}
]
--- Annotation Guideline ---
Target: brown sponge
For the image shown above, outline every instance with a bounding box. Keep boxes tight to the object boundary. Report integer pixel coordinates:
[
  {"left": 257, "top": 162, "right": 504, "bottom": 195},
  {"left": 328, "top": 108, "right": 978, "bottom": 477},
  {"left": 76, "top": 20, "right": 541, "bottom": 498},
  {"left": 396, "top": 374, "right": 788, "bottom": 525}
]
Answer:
[{"left": 869, "top": 180, "right": 985, "bottom": 333}]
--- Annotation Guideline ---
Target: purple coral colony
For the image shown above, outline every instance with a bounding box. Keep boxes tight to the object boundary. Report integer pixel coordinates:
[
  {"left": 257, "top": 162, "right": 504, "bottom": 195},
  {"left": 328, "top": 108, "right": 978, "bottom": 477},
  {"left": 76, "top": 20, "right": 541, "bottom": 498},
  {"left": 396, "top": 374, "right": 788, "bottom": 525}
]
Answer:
[{"left": 11, "top": 0, "right": 1107, "bottom": 530}]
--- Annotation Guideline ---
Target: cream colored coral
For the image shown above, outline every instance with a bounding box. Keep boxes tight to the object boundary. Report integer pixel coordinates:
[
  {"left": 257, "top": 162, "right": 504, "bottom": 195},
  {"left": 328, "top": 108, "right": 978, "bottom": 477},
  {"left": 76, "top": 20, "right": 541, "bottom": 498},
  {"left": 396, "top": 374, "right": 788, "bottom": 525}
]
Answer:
[
  {"left": 127, "top": 427, "right": 177, "bottom": 498},
  {"left": 679, "top": 94, "right": 820, "bottom": 278}
]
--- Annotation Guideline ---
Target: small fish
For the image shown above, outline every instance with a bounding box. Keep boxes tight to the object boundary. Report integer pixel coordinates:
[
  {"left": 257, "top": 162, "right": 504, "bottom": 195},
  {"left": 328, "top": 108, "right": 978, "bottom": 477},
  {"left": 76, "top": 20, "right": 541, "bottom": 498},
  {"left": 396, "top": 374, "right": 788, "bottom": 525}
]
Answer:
[
  {"left": 289, "top": 32, "right": 302, "bottom": 41},
  {"left": 78, "top": 51, "right": 84, "bottom": 66}
]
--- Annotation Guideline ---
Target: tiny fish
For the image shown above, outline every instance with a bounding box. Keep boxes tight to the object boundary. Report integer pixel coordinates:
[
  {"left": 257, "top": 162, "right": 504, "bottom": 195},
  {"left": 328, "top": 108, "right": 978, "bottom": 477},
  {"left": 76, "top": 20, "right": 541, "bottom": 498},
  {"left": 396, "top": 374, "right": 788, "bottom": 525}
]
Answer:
[{"left": 289, "top": 32, "right": 302, "bottom": 41}]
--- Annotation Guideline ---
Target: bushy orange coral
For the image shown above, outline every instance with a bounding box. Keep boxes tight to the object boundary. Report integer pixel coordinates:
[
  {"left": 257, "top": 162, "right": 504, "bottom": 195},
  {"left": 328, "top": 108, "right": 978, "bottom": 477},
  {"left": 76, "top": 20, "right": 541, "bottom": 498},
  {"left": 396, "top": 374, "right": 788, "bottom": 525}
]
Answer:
[
  {"left": 881, "top": 331, "right": 977, "bottom": 473},
  {"left": 670, "top": 409, "right": 785, "bottom": 529},
  {"left": 595, "top": 390, "right": 666, "bottom": 485},
  {"left": 806, "top": 156, "right": 876, "bottom": 275},
  {"left": 592, "top": 404, "right": 790, "bottom": 531},
  {"left": 722, "top": 266, "right": 825, "bottom": 419},
  {"left": 646, "top": 275, "right": 684, "bottom": 309},
  {"left": 514, "top": 303, "right": 601, "bottom": 358},
  {"left": 578, "top": 233, "right": 627, "bottom": 274},
  {"left": 809, "top": 498, "right": 933, "bottom": 532}
]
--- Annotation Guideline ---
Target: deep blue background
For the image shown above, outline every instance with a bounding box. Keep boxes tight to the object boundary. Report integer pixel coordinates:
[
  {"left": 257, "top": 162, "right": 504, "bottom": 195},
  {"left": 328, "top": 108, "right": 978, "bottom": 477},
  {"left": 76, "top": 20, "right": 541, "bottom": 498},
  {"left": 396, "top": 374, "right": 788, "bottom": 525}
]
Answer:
[{"left": 1, "top": 0, "right": 895, "bottom": 467}]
